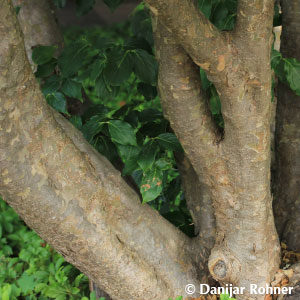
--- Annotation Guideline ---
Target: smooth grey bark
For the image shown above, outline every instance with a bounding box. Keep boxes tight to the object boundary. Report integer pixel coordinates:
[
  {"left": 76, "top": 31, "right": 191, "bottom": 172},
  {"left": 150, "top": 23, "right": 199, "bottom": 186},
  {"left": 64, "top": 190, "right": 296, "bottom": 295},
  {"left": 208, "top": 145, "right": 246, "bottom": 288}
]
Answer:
[
  {"left": 273, "top": 0, "right": 300, "bottom": 252},
  {"left": 0, "top": 2, "right": 204, "bottom": 299}
]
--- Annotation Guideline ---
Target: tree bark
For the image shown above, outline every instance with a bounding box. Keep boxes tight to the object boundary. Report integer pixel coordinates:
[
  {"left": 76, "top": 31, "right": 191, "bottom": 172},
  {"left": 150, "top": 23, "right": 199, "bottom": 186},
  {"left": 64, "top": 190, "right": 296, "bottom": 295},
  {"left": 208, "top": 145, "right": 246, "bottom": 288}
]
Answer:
[
  {"left": 12, "top": 0, "right": 63, "bottom": 67},
  {"left": 0, "top": 0, "right": 284, "bottom": 299},
  {"left": 148, "top": 1, "right": 280, "bottom": 298},
  {"left": 273, "top": 0, "right": 300, "bottom": 252},
  {"left": 0, "top": 1, "right": 206, "bottom": 299}
]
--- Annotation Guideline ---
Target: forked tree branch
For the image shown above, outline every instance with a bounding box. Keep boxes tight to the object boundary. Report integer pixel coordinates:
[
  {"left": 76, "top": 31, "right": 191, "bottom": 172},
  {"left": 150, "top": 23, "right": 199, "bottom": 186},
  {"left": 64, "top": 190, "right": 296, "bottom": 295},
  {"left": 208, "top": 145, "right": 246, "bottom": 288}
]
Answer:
[
  {"left": 145, "top": 0, "right": 232, "bottom": 83},
  {"left": 152, "top": 16, "right": 222, "bottom": 177},
  {"left": 0, "top": 2, "right": 204, "bottom": 299}
]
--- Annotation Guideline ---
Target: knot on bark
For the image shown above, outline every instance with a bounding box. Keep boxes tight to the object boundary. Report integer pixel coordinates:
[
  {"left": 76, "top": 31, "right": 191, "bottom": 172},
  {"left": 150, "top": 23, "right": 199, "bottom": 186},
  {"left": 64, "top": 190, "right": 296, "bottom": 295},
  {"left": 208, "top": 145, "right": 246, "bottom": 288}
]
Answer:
[
  {"left": 208, "top": 247, "right": 240, "bottom": 283},
  {"left": 213, "top": 260, "right": 227, "bottom": 278}
]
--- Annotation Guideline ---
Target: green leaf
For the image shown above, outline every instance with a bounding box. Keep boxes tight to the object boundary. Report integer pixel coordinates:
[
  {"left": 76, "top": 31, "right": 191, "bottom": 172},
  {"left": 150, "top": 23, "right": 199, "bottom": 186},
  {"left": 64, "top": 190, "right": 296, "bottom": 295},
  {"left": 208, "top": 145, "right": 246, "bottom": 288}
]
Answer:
[
  {"left": 108, "top": 120, "right": 137, "bottom": 146},
  {"left": 90, "top": 57, "right": 106, "bottom": 82},
  {"left": 200, "top": 68, "right": 212, "bottom": 91},
  {"left": 35, "top": 58, "right": 57, "bottom": 78},
  {"left": 58, "top": 39, "right": 96, "bottom": 77},
  {"left": 1, "top": 284, "right": 12, "bottom": 300},
  {"left": 93, "top": 136, "right": 119, "bottom": 162},
  {"left": 130, "top": 49, "right": 158, "bottom": 84},
  {"left": 137, "top": 141, "right": 159, "bottom": 171},
  {"left": 76, "top": 0, "right": 95, "bottom": 16},
  {"left": 32, "top": 46, "right": 56, "bottom": 65},
  {"left": 42, "top": 75, "right": 61, "bottom": 96},
  {"left": 156, "top": 133, "right": 183, "bottom": 152},
  {"left": 137, "top": 82, "right": 157, "bottom": 100},
  {"left": 61, "top": 79, "right": 82, "bottom": 100},
  {"left": 17, "top": 273, "right": 36, "bottom": 294},
  {"left": 82, "top": 115, "right": 105, "bottom": 142},
  {"left": 103, "top": 0, "right": 124, "bottom": 11},
  {"left": 198, "top": 0, "right": 212, "bottom": 18},
  {"left": 209, "top": 88, "right": 222, "bottom": 115},
  {"left": 212, "top": 2, "right": 229, "bottom": 30},
  {"left": 95, "top": 74, "right": 111, "bottom": 99},
  {"left": 46, "top": 92, "right": 68, "bottom": 114},
  {"left": 140, "top": 167, "right": 163, "bottom": 203},
  {"left": 104, "top": 48, "right": 133, "bottom": 85},
  {"left": 284, "top": 58, "right": 300, "bottom": 96}
]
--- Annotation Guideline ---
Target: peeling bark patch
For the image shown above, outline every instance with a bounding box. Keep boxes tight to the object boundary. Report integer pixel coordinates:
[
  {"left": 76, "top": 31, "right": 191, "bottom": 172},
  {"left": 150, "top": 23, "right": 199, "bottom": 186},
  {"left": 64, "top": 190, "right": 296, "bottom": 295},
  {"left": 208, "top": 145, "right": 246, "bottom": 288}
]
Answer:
[{"left": 217, "top": 55, "right": 225, "bottom": 72}]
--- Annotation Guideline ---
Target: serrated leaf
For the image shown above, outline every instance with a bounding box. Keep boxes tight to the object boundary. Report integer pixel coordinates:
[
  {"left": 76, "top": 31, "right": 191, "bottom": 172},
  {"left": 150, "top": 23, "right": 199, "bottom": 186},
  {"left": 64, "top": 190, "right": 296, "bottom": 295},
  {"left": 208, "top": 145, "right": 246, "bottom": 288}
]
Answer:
[
  {"left": 46, "top": 92, "right": 68, "bottom": 114},
  {"left": 61, "top": 79, "right": 82, "bottom": 100},
  {"left": 156, "top": 133, "right": 183, "bottom": 152},
  {"left": 140, "top": 167, "right": 163, "bottom": 203},
  {"left": 82, "top": 115, "right": 105, "bottom": 142},
  {"left": 108, "top": 120, "right": 137, "bottom": 146},
  {"left": 32, "top": 46, "right": 56, "bottom": 65},
  {"left": 130, "top": 49, "right": 157, "bottom": 84},
  {"left": 103, "top": 0, "right": 124, "bottom": 11},
  {"left": 90, "top": 57, "right": 106, "bottom": 82},
  {"left": 104, "top": 48, "right": 132, "bottom": 85},
  {"left": 58, "top": 39, "right": 96, "bottom": 77},
  {"left": 284, "top": 58, "right": 300, "bottom": 96},
  {"left": 76, "top": 0, "right": 95, "bottom": 15},
  {"left": 42, "top": 75, "right": 61, "bottom": 96},
  {"left": 137, "top": 141, "right": 159, "bottom": 171}
]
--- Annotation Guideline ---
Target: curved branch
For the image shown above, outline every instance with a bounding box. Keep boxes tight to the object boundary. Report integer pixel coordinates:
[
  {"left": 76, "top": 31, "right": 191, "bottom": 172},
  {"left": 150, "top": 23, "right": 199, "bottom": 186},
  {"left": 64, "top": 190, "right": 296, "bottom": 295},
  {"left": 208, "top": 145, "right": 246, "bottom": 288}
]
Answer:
[
  {"left": 145, "top": 0, "right": 231, "bottom": 81},
  {"left": 12, "top": 0, "right": 63, "bottom": 66},
  {"left": 152, "top": 16, "right": 222, "bottom": 177},
  {"left": 0, "top": 2, "right": 203, "bottom": 299}
]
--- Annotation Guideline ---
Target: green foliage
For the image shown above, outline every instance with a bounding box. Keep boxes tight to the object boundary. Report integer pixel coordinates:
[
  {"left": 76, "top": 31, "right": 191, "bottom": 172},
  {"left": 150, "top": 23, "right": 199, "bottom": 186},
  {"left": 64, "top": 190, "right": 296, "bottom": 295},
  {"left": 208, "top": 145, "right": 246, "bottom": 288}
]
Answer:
[
  {"left": 0, "top": 198, "right": 99, "bottom": 300},
  {"left": 272, "top": 49, "right": 300, "bottom": 96},
  {"left": 220, "top": 293, "right": 236, "bottom": 300},
  {"left": 198, "top": 0, "right": 237, "bottom": 30},
  {"left": 32, "top": 11, "right": 192, "bottom": 234}
]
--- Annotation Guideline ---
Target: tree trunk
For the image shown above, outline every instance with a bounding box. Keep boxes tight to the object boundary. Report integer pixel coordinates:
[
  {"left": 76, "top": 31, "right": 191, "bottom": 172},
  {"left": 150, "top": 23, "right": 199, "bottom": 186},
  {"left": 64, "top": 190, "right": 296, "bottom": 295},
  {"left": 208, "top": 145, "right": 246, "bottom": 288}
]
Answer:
[
  {"left": 273, "top": 0, "right": 300, "bottom": 252},
  {"left": 0, "top": 0, "right": 283, "bottom": 299}
]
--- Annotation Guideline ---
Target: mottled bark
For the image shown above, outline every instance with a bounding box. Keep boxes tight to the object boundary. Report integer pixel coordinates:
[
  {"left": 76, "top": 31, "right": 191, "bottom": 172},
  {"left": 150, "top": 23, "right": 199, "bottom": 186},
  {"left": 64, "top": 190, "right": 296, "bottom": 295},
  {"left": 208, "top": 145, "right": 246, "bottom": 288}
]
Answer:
[
  {"left": 273, "top": 0, "right": 300, "bottom": 252},
  {"left": 12, "top": 0, "right": 63, "bottom": 67},
  {"left": 0, "top": 2, "right": 204, "bottom": 299},
  {"left": 148, "top": 0, "right": 280, "bottom": 298}
]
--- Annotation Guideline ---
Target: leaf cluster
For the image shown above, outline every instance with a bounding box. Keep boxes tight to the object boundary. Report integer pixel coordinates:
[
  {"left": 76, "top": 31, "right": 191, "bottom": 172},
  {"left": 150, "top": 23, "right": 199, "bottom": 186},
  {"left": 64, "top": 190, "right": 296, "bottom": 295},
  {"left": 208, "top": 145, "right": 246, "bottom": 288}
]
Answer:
[{"left": 0, "top": 199, "right": 99, "bottom": 300}]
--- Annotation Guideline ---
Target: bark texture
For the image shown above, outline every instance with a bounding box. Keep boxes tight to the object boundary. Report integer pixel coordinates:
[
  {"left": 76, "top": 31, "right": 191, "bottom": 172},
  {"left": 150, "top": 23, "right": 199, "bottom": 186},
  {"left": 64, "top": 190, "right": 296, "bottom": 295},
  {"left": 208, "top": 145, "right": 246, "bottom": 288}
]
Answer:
[
  {"left": 0, "top": 2, "right": 206, "bottom": 299},
  {"left": 148, "top": 0, "right": 281, "bottom": 298},
  {"left": 273, "top": 0, "right": 300, "bottom": 252},
  {"left": 12, "top": 0, "right": 63, "bottom": 67}
]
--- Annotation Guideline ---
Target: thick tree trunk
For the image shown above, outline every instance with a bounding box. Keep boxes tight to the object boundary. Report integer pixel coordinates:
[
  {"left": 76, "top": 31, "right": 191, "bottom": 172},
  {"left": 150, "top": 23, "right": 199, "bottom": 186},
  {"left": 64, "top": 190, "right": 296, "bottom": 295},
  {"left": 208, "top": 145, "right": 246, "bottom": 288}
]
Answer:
[
  {"left": 0, "top": 0, "right": 284, "bottom": 299},
  {"left": 0, "top": 1, "right": 206, "bottom": 299},
  {"left": 273, "top": 0, "right": 300, "bottom": 252},
  {"left": 148, "top": 0, "right": 281, "bottom": 298}
]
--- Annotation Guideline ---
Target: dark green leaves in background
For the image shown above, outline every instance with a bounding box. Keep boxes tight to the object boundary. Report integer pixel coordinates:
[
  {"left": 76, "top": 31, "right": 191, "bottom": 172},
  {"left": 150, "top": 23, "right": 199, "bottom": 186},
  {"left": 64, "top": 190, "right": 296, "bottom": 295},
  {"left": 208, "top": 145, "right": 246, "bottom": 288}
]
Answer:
[{"left": 272, "top": 49, "right": 300, "bottom": 96}]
